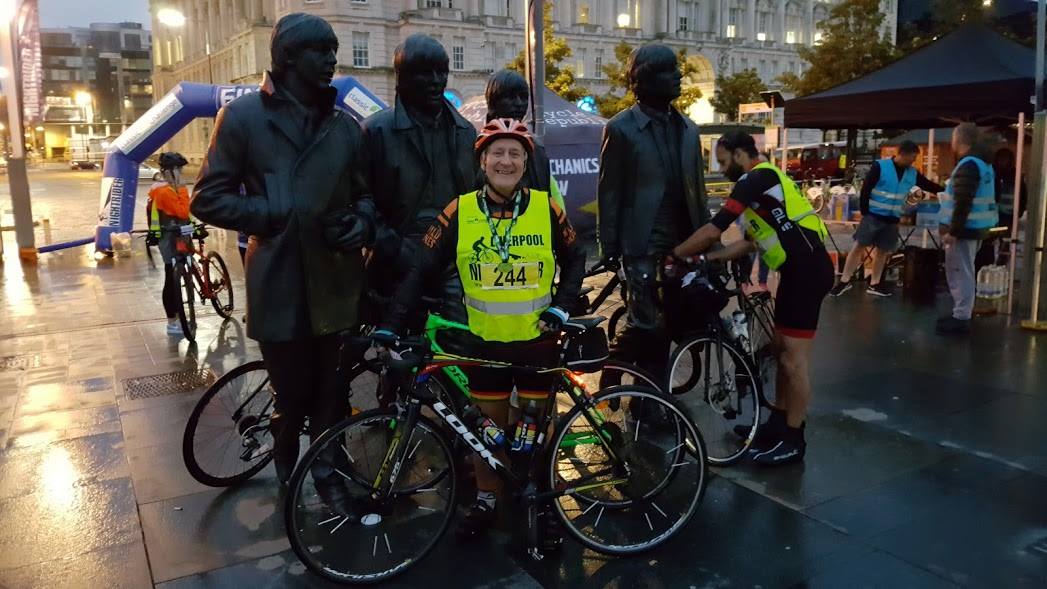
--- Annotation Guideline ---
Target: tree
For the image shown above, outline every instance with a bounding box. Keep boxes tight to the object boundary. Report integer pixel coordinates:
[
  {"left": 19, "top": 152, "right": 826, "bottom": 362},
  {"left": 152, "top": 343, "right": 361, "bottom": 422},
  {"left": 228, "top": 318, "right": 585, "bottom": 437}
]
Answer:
[
  {"left": 710, "top": 69, "right": 764, "bottom": 121},
  {"left": 507, "top": 1, "right": 588, "bottom": 102},
  {"left": 595, "top": 41, "right": 635, "bottom": 118},
  {"left": 594, "top": 42, "right": 705, "bottom": 119},
  {"left": 774, "top": 71, "right": 802, "bottom": 94},
  {"left": 787, "top": 0, "right": 897, "bottom": 97},
  {"left": 900, "top": 0, "right": 1033, "bottom": 50}
]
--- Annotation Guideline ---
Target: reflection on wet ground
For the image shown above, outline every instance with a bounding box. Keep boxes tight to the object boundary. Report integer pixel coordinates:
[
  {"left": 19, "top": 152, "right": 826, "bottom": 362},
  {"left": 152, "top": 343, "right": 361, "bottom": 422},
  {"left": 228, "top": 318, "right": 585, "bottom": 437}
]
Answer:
[{"left": 1, "top": 231, "right": 1046, "bottom": 588}]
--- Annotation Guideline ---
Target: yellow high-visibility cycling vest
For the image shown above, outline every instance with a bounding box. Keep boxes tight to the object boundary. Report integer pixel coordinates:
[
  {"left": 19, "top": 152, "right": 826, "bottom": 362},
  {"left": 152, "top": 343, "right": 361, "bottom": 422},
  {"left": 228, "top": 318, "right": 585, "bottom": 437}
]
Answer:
[
  {"left": 740, "top": 162, "right": 827, "bottom": 270},
  {"left": 456, "top": 189, "right": 556, "bottom": 343}
]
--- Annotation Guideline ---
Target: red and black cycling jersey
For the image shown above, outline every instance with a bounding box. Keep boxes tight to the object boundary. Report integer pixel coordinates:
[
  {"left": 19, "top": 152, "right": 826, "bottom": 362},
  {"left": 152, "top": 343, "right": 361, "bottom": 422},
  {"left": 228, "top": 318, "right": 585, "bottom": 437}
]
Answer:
[{"left": 711, "top": 167, "right": 824, "bottom": 259}]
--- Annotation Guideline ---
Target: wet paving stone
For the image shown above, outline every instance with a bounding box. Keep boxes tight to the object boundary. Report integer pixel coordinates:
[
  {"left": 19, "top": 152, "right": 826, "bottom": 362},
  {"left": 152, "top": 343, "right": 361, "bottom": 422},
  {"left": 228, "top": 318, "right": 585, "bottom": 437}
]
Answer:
[
  {"left": 865, "top": 471, "right": 1047, "bottom": 587},
  {"left": 715, "top": 413, "right": 953, "bottom": 511},
  {"left": 16, "top": 380, "right": 116, "bottom": 417},
  {"left": 0, "top": 477, "right": 141, "bottom": 571},
  {"left": 5, "top": 404, "right": 122, "bottom": 450},
  {"left": 156, "top": 540, "right": 542, "bottom": 589},
  {"left": 127, "top": 438, "right": 253, "bottom": 504},
  {"left": 520, "top": 478, "right": 873, "bottom": 588},
  {"left": 0, "top": 540, "right": 152, "bottom": 589},
  {"left": 0, "top": 431, "right": 129, "bottom": 501},
  {"left": 139, "top": 481, "right": 289, "bottom": 583}
]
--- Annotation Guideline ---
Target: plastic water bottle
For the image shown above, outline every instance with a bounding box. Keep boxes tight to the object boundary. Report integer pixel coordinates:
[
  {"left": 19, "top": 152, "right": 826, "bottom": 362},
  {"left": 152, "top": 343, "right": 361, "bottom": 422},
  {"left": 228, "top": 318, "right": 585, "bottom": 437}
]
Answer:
[
  {"left": 731, "top": 311, "right": 750, "bottom": 353},
  {"left": 994, "top": 266, "right": 1008, "bottom": 299},
  {"left": 510, "top": 401, "right": 538, "bottom": 453},
  {"left": 463, "top": 405, "right": 505, "bottom": 449},
  {"left": 976, "top": 266, "right": 990, "bottom": 298}
]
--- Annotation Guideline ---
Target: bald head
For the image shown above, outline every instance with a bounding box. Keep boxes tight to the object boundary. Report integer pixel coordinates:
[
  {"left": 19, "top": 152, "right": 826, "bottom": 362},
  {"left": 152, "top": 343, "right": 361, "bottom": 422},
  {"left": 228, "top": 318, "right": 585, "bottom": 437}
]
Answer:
[{"left": 952, "top": 123, "right": 980, "bottom": 157}]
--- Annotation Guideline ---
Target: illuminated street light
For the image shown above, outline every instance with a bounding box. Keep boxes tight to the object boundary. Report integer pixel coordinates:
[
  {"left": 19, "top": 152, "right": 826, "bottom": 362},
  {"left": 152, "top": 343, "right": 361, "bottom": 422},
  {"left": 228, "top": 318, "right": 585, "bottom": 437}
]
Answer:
[
  {"left": 0, "top": 0, "right": 14, "bottom": 25},
  {"left": 617, "top": 13, "right": 631, "bottom": 28},
  {"left": 74, "top": 91, "right": 92, "bottom": 106},
  {"left": 34, "top": 126, "right": 42, "bottom": 131},
  {"left": 157, "top": 7, "right": 186, "bottom": 28}
]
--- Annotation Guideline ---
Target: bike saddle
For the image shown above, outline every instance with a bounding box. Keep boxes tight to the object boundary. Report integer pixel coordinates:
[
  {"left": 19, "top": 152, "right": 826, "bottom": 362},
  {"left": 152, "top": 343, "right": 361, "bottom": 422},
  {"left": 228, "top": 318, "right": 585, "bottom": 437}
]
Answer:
[{"left": 563, "top": 315, "right": 606, "bottom": 335}]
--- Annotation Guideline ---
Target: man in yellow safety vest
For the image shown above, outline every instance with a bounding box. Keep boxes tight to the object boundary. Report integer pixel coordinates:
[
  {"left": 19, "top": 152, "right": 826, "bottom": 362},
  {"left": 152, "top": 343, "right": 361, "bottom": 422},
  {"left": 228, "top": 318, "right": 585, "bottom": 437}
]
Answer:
[{"left": 673, "top": 131, "right": 834, "bottom": 466}]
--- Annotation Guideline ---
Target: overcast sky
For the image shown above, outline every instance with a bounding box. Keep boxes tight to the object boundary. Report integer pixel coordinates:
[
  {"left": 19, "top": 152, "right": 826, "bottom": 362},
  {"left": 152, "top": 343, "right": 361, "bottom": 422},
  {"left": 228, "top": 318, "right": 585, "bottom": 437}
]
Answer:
[{"left": 38, "top": 0, "right": 151, "bottom": 29}]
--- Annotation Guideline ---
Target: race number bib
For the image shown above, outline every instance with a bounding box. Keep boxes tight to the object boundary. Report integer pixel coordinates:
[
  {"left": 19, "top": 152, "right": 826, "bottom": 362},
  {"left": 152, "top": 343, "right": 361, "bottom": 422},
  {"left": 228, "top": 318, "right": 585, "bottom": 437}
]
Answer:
[{"left": 478, "top": 262, "right": 541, "bottom": 290}]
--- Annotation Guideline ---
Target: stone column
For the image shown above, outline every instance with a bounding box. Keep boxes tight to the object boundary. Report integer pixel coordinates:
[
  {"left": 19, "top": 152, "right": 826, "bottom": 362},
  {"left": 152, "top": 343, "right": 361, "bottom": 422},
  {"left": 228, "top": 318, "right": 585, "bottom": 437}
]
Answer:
[
  {"left": 778, "top": 0, "right": 786, "bottom": 43},
  {"left": 748, "top": 0, "right": 757, "bottom": 39},
  {"left": 805, "top": 0, "right": 815, "bottom": 44}
]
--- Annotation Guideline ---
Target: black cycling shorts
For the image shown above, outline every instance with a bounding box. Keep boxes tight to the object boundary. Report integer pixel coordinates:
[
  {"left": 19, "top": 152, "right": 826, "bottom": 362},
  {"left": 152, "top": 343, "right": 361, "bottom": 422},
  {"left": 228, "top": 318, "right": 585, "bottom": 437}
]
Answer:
[
  {"left": 436, "top": 331, "right": 560, "bottom": 402},
  {"left": 774, "top": 248, "right": 835, "bottom": 339}
]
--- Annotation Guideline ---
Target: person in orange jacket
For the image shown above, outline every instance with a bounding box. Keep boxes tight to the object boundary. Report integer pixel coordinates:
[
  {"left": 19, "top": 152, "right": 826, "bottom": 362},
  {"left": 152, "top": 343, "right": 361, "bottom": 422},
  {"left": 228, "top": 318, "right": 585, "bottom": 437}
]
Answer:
[{"left": 149, "top": 152, "right": 191, "bottom": 336}]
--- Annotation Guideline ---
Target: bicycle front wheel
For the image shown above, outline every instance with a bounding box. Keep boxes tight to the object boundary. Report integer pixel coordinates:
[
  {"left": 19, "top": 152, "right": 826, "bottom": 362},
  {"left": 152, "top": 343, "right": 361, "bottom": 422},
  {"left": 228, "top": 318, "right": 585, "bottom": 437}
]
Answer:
[
  {"left": 175, "top": 260, "right": 197, "bottom": 341},
  {"left": 669, "top": 335, "right": 760, "bottom": 466},
  {"left": 549, "top": 385, "right": 706, "bottom": 555},
  {"left": 205, "top": 252, "right": 235, "bottom": 319},
  {"left": 285, "top": 408, "right": 457, "bottom": 585},
  {"left": 182, "top": 360, "right": 274, "bottom": 486}
]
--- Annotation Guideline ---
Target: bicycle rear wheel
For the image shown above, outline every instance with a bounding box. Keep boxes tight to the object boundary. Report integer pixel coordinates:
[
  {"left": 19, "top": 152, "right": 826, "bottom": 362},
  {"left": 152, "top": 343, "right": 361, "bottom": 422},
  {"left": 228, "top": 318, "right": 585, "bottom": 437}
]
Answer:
[
  {"left": 205, "top": 252, "right": 235, "bottom": 319},
  {"left": 569, "top": 359, "right": 661, "bottom": 395},
  {"left": 669, "top": 335, "right": 759, "bottom": 466},
  {"left": 285, "top": 408, "right": 456, "bottom": 585},
  {"left": 182, "top": 361, "right": 274, "bottom": 486},
  {"left": 175, "top": 260, "right": 197, "bottom": 341},
  {"left": 549, "top": 385, "right": 706, "bottom": 555}
]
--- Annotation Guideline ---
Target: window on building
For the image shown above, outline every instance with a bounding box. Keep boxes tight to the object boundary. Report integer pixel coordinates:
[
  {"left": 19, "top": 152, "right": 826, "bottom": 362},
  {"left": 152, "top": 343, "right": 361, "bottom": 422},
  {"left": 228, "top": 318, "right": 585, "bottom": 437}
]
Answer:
[
  {"left": 786, "top": 30, "right": 796, "bottom": 44},
  {"left": 679, "top": 16, "right": 689, "bottom": 31},
  {"left": 352, "top": 32, "right": 370, "bottom": 67},
  {"left": 813, "top": 31, "right": 823, "bottom": 44},
  {"left": 726, "top": 24, "right": 736, "bottom": 38},
  {"left": 595, "top": 51, "right": 603, "bottom": 78},
  {"left": 728, "top": 8, "right": 739, "bottom": 38},
  {"left": 577, "top": 48, "right": 586, "bottom": 78},
  {"left": 123, "top": 34, "right": 141, "bottom": 50},
  {"left": 452, "top": 39, "right": 465, "bottom": 70},
  {"left": 424, "top": 0, "right": 447, "bottom": 7},
  {"left": 578, "top": 3, "right": 590, "bottom": 24}
]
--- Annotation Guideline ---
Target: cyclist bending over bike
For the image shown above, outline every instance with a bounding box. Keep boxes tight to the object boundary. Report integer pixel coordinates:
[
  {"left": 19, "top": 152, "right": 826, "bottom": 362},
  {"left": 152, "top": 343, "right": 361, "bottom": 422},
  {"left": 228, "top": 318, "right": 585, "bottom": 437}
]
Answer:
[
  {"left": 150, "top": 152, "right": 192, "bottom": 338},
  {"left": 378, "top": 118, "right": 586, "bottom": 537},
  {"left": 672, "top": 131, "right": 833, "bottom": 466}
]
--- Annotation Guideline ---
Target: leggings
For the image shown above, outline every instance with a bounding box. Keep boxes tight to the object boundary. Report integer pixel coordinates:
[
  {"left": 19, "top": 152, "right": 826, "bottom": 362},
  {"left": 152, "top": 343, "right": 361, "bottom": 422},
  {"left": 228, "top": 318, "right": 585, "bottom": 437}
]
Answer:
[{"left": 162, "top": 263, "right": 180, "bottom": 318}]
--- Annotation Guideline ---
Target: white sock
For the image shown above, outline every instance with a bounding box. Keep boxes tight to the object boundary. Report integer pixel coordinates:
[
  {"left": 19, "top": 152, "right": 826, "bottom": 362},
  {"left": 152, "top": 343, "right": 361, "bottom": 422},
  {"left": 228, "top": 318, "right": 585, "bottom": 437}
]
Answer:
[{"left": 477, "top": 490, "right": 496, "bottom": 509}]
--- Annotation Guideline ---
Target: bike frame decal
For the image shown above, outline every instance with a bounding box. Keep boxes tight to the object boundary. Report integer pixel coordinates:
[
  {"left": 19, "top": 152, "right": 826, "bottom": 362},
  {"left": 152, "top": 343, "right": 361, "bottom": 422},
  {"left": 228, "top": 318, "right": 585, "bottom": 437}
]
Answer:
[{"left": 432, "top": 401, "right": 506, "bottom": 472}]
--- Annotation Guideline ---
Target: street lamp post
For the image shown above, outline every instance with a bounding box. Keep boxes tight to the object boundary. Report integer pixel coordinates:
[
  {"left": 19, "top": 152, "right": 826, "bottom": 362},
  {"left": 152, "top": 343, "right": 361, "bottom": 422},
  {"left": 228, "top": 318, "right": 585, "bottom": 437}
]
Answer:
[{"left": 0, "top": 0, "right": 35, "bottom": 261}]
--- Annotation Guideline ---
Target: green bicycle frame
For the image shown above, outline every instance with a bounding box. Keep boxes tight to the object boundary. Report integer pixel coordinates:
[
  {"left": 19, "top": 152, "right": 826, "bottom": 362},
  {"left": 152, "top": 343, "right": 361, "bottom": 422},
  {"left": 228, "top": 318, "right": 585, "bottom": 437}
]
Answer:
[{"left": 420, "top": 313, "right": 610, "bottom": 449}]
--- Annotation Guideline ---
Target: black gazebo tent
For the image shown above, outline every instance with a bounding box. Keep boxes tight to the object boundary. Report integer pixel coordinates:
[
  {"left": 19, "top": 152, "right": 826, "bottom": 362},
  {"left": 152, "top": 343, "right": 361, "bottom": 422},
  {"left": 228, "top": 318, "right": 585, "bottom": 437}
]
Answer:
[{"left": 784, "top": 24, "right": 1036, "bottom": 129}]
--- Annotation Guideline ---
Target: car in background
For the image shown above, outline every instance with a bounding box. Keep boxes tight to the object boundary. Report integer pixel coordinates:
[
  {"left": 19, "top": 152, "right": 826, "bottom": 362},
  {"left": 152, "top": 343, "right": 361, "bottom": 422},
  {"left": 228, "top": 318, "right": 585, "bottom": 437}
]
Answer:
[
  {"left": 138, "top": 163, "right": 160, "bottom": 181},
  {"left": 70, "top": 160, "right": 99, "bottom": 170}
]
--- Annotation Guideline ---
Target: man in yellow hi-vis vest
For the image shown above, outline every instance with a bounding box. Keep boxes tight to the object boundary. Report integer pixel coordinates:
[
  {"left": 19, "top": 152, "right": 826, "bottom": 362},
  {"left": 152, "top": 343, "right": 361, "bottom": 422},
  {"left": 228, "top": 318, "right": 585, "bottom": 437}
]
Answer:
[
  {"left": 379, "top": 119, "right": 586, "bottom": 538},
  {"left": 673, "top": 131, "right": 834, "bottom": 467}
]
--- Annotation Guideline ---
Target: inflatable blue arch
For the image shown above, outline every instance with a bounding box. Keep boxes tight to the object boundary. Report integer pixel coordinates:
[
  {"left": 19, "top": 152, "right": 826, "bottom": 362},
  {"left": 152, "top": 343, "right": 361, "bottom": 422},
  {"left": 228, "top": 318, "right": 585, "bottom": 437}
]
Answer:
[{"left": 88, "top": 76, "right": 387, "bottom": 252}]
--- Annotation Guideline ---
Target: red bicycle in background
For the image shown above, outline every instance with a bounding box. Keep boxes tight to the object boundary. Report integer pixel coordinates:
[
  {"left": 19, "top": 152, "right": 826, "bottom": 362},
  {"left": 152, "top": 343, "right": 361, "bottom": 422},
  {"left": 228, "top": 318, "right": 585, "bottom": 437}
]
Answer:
[{"left": 168, "top": 222, "right": 235, "bottom": 342}]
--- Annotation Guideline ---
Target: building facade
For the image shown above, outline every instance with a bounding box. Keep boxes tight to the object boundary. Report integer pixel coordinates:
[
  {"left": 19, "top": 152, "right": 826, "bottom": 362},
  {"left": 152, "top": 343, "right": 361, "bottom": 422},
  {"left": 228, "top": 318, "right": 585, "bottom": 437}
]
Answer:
[
  {"left": 151, "top": 0, "right": 897, "bottom": 161},
  {"left": 39, "top": 22, "right": 153, "bottom": 159}
]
